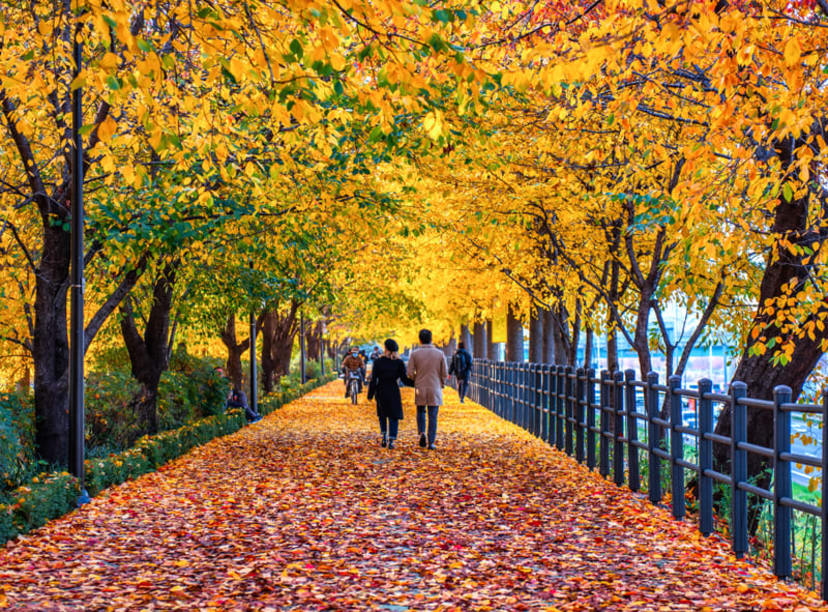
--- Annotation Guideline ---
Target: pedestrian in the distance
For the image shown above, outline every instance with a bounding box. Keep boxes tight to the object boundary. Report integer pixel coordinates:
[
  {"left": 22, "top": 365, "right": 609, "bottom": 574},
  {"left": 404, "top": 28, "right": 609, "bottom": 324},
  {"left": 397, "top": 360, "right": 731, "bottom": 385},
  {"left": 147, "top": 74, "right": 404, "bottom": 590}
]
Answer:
[
  {"left": 367, "top": 339, "right": 413, "bottom": 449},
  {"left": 449, "top": 341, "right": 473, "bottom": 403},
  {"left": 406, "top": 329, "right": 448, "bottom": 450}
]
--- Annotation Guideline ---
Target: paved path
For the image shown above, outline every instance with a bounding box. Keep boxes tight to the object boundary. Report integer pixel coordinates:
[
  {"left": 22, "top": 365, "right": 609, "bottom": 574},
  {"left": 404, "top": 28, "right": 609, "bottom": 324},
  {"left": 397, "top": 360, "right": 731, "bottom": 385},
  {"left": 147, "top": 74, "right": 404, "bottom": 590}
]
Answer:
[{"left": 0, "top": 382, "right": 825, "bottom": 610}]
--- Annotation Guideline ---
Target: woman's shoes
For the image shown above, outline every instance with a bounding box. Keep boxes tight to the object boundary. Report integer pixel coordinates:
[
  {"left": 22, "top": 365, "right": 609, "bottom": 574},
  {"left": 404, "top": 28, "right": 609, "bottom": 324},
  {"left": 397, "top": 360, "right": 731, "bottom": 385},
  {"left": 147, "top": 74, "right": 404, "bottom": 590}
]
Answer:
[
  {"left": 381, "top": 435, "right": 387, "bottom": 448},
  {"left": 419, "top": 433, "right": 427, "bottom": 448},
  {"left": 387, "top": 439, "right": 395, "bottom": 450}
]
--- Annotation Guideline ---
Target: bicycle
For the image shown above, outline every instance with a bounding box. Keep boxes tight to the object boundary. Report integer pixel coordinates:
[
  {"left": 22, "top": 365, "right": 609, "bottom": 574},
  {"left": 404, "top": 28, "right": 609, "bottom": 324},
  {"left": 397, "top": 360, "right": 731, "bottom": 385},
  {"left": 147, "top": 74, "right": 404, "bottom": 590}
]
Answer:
[{"left": 346, "top": 370, "right": 361, "bottom": 405}]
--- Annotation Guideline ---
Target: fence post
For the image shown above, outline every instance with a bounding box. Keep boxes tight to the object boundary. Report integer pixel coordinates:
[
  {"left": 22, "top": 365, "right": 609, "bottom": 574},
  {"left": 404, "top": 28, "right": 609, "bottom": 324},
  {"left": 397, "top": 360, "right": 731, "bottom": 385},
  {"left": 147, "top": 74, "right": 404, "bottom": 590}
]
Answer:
[
  {"left": 822, "top": 389, "right": 828, "bottom": 601},
  {"left": 646, "top": 371, "right": 661, "bottom": 504},
  {"left": 556, "top": 366, "right": 565, "bottom": 450},
  {"left": 730, "top": 381, "right": 748, "bottom": 558},
  {"left": 576, "top": 367, "right": 586, "bottom": 463},
  {"left": 532, "top": 364, "right": 540, "bottom": 437},
  {"left": 614, "top": 370, "right": 625, "bottom": 486},
  {"left": 587, "top": 368, "right": 597, "bottom": 470},
  {"left": 625, "top": 369, "right": 640, "bottom": 492},
  {"left": 542, "top": 364, "right": 551, "bottom": 443},
  {"left": 669, "top": 375, "right": 685, "bottom": 519},
  {"left": 773, "top": 385, "right": 793, "bottom": 580},
  {"left": 698, "top": 378, "right": 714, "bottom": 536},
  {"left": 599, "top": 370, "right": 610, "bottom": 477},
  {"left": 565, "top": 366, "right": 574, "bottom": 456}
]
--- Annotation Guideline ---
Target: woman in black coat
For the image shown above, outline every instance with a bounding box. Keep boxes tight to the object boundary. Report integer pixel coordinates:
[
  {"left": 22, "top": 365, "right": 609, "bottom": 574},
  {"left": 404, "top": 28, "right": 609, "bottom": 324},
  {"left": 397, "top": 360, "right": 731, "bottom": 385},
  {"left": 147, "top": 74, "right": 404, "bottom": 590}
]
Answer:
[{"left": 367, "top": 338, "right": 413, "bottom": 449}]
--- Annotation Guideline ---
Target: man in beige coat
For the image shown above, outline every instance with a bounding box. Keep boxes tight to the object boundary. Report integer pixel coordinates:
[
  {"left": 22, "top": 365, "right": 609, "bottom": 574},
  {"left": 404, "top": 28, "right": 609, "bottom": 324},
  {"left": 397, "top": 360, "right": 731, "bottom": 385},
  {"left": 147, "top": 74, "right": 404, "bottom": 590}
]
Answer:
[{"left": 406, "top": 329, "right": 448, "bottom": 449}]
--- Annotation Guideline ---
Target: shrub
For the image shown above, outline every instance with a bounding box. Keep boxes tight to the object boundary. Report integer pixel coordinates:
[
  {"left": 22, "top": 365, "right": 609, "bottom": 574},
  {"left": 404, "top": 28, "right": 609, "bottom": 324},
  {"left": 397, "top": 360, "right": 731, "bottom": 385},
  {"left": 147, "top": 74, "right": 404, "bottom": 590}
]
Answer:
[
  {"left": 0, "top": 393, "right": 36, "bottom": 493},
  {"left": 0, "top": 472, "right": 79, "bottom": 543}
]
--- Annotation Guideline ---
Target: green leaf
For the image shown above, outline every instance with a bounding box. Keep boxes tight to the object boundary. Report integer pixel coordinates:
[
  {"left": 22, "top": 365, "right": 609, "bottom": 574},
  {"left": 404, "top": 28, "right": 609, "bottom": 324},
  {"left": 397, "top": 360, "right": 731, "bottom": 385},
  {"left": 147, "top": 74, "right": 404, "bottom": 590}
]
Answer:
[
  {"left": 290, "top": 39, "right": 303, "bottom": 59},
  {"left": 105, "top": 75, "right": 121, "bottom": 90},
  {"left": 782, "top": 182, "right": 793, "bottom": 202},
  {"left": 136, "top": 38, "right": 152, "bottom": 53}
]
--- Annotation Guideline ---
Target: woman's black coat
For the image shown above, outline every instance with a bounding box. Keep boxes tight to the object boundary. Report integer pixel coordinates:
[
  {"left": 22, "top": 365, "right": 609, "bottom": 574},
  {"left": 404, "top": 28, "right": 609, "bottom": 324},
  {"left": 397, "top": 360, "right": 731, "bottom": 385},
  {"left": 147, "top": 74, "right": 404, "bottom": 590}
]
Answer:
[{"left": 367, "top": 357, "right": 413, "bottom": 420}]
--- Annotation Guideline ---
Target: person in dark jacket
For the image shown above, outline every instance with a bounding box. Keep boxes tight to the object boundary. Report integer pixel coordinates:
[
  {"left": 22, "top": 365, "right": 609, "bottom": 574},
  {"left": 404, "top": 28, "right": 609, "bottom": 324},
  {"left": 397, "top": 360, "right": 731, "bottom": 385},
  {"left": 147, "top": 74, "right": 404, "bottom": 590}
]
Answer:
[
  {"left": 367, "top": 338, "right": 414, "bottom": 449},
  {"left": 449, "top": 342, "right": 473, "bottom": 403}
]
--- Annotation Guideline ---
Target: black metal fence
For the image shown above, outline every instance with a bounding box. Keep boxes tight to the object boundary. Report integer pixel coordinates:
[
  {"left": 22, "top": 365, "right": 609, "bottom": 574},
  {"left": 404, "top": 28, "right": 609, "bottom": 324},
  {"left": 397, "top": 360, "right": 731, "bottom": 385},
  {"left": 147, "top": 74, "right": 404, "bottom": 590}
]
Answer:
[{"left": 467, "top": 359, "right": 828, "bottom": 599}]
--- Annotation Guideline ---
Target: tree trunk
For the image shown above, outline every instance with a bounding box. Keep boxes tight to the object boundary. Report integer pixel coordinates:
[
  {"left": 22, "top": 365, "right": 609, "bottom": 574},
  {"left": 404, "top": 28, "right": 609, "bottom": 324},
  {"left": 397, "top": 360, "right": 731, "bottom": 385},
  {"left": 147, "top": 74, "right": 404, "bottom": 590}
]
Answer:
[
  {"left": 32, "top": 223, "right": 71, "bottom": 465},
  {"left": 120, "top": 264, "right": 177, "bottom": 436},
  {"left": 584, "top": 326, "right": 594, "bottom": 370},
  {"left": 460, "top": 324, "right": 472, "bottom": 352},
  {"left": 606, "top": 328, "right": 619, "bottom": 373},
  {"left": 506, "top": 305, "right": 524, "bottom": 362},
  {"left": 306, "top": 320, "right": 323, "bottom": 361},
  {"left": 551, "top": 305, "right": 571, "bottom": 366},
  {"left": 473, "top": 321, "right": 487, "bottom": 359},
  {"left": 541, "top": 309, "right": 555, "bottom": 364},
  {"left": 260, "top": 301, "right": 300, "bottom": 393},
  {"left": 486, "top": 320, "right": 494, "bottom": 361},
  {"left": 528, "top": 312, "right": 543, "bottom": 363},
  {"left": 220, "top": 314, "right": 251, "bottom": 391}
]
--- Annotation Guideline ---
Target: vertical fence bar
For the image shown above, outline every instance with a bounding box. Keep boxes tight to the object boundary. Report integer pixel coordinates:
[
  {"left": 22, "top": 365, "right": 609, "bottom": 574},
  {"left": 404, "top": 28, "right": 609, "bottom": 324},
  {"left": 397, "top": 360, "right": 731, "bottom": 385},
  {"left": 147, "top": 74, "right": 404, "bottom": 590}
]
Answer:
[
  {"left": 625, "top": 369, "right": 640, "bottom": 492},
  {"left": 600, "top": 371, "right": 610, "bottom": 478},
  {"left": 565, "top": 366, "right": 574, "bottom": 456},
  {"left": 646, "top": 371, "right": 661, "bottom": 504},
  {"left": 531, "top": 364, "right": 538, "bottom": 436},
  {"left": 556, "top": 366, "right": 565, "bottom": 450},
  {"left": 614, "top": 371, "right": 625, "bottom": 486},
  {"left": 730, "top": 381, "right": 748, "bottom": 558},
  {"left": 510, "top": 363, "right": 516, "bottom": 424},
  {"left": 541, "top": 364, "right": 549, "bottom": 442},
  {"left": 536, "top": 364, "right": 543, "bottom": 438},
  {"left": 822, "top": 390, "right": 828, "bottom": 601},
  {"left": 698, "top": 378, "right": 714, "bottom": 536},
  {"left": 587, "top": 368, "right": 596, "bottom": 470},
  {"left": 576, "top": 368, "right": 586, "bottom": 463},
  {"left": 669, "top": 375, "right": 685, "bottom": 519},
  {"left": 773, "top": 385, "right": 793, "bottom": 579}
]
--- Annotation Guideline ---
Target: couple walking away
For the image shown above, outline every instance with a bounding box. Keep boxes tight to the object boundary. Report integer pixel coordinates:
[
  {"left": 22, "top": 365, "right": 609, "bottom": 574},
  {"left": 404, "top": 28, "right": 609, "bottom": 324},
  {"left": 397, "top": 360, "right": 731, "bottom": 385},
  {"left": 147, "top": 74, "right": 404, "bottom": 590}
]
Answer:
[{"left": 367, "top": 329, "right": 448, "bottom": 450}]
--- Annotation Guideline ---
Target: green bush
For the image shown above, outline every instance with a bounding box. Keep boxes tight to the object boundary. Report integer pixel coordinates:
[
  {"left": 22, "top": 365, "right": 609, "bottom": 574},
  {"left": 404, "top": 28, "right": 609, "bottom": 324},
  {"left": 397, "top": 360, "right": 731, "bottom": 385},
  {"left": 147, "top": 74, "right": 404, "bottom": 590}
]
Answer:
[
  {"left": 85, "top": 357, "right": 230, "bottom": 453},
  {"left": 0, "top": 472, "right": 79, "bottom": 543},
  {"left": 0, "top": 393, "right": 36, "bottom": 493}
]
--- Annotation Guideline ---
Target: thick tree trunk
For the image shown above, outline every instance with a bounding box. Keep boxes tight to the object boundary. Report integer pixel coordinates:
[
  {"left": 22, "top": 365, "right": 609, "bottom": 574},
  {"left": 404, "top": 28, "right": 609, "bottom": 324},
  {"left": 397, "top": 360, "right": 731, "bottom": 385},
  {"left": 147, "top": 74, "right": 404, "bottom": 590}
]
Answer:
[
  {"left": 486, "top": 320, "right": 494, "bottom": 361},
  {"left": 528, "top": 312, "right": 543, "bottom": 363},
  {"left": 584, "top": 327, "right": 594, "bottom": 370},
  {"left": 260, "top": 301, "right": 300, "bottom": 393},
  {"left": 551, "top": 306, "right": 571, "bottom": 366},
  {"left": 606, "top": 329, "right": 619, "bottom": 373},
  {"left": 460, "top": 324, "right": 472, "bottom": 352},
  {"left": 473, "top": 321, "right": 487, "bottom": 359},
  {"left": 711, "top": 131, "right": 828, "bottom": 532},
  {"left": 541, "top": 309, "right": 555, "bottom": 364},
  {"left": 120, "top": 264, "right": 177, "bottom": 436},
  {"left": 220, "top": 314, "right": 251, "bottom": 391},
  {"left": 506, "top": 305, "right": 524, "bottom": 361},
  {"left": 33, "top": 223, "right": 71, "bottom": 465},
  {"left": 306, "top": 320, "right": 323, "bottom": 361}
]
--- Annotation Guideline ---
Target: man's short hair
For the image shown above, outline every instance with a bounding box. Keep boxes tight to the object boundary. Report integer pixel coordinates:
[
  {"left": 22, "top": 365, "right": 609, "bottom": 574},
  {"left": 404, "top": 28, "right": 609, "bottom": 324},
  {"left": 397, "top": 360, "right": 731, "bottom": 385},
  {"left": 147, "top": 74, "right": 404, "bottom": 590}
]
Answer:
[
  {"left": 458, "top": 342, "right": 465, "bottom": 350},
  {"left": 419, "top": 329, "right": 432, "bottom": 344}
]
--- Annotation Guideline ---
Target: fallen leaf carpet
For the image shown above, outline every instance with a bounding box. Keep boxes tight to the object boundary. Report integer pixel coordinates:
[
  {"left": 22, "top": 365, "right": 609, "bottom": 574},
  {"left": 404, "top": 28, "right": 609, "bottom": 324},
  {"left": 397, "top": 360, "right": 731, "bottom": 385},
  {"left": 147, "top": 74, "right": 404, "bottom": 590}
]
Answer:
[{"left": 1, "top": 382, "right": 825, "bottom": 610}]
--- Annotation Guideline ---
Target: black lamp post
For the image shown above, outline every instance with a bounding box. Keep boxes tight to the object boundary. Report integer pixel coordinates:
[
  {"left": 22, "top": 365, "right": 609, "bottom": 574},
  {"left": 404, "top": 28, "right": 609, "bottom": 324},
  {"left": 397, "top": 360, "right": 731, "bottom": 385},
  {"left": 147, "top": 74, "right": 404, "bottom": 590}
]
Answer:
[
  {"left": 299, "top": 312, "right": 306, "bottom": 384},
  {"left": 69, "top": 20, "right": 89, "bottom": 504}
]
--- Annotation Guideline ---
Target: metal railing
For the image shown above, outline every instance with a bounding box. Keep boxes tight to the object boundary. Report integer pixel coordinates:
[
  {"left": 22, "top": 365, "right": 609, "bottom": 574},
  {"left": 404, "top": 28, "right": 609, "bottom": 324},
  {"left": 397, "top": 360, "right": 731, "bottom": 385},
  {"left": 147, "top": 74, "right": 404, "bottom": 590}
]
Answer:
[{"left": 467, "top": 359, "right": 828, "bottom": 599}]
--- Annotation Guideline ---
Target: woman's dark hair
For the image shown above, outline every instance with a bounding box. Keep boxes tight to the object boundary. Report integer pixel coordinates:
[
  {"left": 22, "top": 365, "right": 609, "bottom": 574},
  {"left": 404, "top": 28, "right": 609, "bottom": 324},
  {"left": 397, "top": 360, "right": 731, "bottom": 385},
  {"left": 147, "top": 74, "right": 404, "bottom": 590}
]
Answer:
[
  {"left": 419, "top": 329, "right": 432, "bottom": 344},
  {"left": 384, "top": 338, "right": 399, "bottom": 353}
]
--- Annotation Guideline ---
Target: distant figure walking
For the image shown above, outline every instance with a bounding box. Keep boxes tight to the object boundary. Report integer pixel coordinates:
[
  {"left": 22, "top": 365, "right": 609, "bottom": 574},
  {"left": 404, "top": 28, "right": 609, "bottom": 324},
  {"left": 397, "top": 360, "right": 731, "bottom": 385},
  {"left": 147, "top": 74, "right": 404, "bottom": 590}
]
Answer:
[
  {"left": 367, "top": 339, "right": 413, "bottom": 449},
  {"left": 407, "top": 329, "right": 448, "bottom": 450},
  {"left": 449, "top": 341, "right": 473, "bottom": 403}
]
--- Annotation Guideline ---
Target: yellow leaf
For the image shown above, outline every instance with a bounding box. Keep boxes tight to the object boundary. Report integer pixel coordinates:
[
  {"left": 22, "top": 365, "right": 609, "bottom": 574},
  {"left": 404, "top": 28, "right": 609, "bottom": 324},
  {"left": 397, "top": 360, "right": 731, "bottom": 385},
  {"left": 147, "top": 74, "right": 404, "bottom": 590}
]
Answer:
[
  {"left": 97, "top": 116, "right": 117, "bottom": 142},
  {"left": 784, "top": 38, "right": 801, "bottom": 67}
]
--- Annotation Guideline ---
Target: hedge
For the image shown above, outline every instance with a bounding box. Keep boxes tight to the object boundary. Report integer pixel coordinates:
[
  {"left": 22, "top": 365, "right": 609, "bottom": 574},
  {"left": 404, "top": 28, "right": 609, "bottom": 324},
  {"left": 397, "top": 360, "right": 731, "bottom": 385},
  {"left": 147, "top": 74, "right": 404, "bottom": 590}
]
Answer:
[{"left": 0, "top": 375, "right": 335, "bottom": 546}]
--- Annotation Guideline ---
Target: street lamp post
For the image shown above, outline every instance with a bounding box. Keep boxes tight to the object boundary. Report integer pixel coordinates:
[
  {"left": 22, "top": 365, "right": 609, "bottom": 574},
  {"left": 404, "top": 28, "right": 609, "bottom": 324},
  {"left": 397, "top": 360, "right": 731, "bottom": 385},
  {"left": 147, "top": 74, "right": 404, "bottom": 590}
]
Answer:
[
  {"left": 299, "top": 312, "right": 306, "bottom": 384},
  {"left": 69, "top": 20, "right": 89, "bottom": 504}
]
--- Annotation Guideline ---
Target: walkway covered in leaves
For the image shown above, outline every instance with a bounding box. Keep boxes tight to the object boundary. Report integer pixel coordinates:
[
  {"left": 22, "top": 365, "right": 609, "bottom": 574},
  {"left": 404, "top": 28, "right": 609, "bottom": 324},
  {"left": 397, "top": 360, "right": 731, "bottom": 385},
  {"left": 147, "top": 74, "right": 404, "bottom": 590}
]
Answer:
[{"left": 1, "top": 382, "right": 825, "bottom": 610}]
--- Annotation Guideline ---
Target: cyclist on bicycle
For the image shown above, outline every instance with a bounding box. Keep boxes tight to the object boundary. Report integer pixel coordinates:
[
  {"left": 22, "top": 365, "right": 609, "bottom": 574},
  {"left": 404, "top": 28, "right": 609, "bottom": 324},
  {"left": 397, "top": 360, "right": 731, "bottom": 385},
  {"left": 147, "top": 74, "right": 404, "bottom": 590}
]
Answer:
[{"left": 342, "top": 346, "right": 365, "bottom": 398}]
